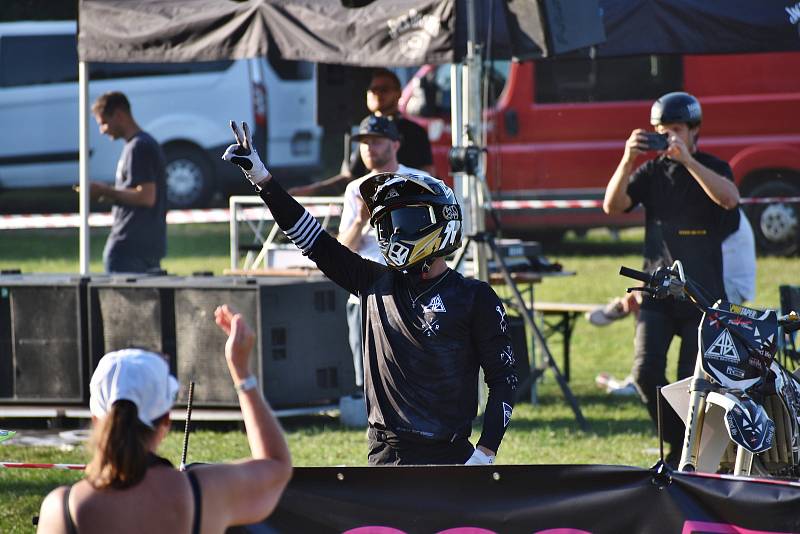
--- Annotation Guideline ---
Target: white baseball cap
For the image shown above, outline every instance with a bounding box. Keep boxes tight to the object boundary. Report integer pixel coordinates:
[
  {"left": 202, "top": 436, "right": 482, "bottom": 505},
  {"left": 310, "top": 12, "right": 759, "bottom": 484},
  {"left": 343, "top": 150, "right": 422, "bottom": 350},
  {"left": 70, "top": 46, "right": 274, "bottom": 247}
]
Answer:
[{"left": 89, "top": 348, "right": 180, "bottom": 428}]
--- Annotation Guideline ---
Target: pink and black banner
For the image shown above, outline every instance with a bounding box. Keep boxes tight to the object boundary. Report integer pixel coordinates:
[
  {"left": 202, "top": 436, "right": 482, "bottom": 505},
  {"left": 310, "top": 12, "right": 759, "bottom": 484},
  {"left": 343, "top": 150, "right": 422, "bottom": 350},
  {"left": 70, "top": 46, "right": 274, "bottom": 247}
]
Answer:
[{"left": 253, "top": 464, "right": 800, "bottom": 534}]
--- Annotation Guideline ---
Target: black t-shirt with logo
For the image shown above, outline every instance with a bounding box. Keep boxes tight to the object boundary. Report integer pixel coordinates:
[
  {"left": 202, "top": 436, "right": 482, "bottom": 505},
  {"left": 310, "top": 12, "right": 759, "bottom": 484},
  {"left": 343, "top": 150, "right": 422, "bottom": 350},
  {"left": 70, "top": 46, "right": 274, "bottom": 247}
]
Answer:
[
  {"left": 627, "top": 152, "right": 739, "bottom": 310},
  {"left": 256, "top": 178, "right": 516, "bottom": 454}
]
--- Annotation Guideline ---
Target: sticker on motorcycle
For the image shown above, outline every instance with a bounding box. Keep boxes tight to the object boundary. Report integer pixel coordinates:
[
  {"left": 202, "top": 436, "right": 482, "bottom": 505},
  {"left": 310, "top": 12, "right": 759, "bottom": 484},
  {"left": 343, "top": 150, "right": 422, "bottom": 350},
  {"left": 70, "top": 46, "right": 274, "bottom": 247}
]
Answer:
[{"left": 704, "top": 329, "right": 740, "bottom": 363}]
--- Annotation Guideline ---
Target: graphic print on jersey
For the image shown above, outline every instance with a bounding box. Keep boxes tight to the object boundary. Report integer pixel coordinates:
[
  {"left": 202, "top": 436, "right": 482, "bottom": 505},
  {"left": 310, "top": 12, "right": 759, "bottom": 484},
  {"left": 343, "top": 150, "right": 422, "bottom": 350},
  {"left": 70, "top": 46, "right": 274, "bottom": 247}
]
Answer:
[
  {"left": 496, "top": 305, "right": 508, "bottom": 333},
  {"left": 503, "top": 402, "right": 513, "bottom": 427},
  {"left": 500, "top": 345, "right": 515, "bottom": 367},
  {"left": 415, "top": 293, "right": 446, "bottom": 337}
]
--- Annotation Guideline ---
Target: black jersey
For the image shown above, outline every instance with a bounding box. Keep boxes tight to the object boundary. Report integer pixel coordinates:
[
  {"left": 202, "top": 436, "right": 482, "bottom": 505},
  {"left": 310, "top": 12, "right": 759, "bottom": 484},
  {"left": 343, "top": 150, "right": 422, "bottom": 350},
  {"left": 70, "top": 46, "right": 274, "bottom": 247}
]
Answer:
[{"left": 258, "top": 179, "right": 516, "bottom": 453}]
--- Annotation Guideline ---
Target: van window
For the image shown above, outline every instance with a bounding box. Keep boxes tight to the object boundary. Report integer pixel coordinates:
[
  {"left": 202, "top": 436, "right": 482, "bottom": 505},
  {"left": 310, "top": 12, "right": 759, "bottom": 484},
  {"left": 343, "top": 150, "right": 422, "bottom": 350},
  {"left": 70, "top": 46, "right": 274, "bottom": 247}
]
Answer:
[
  {"left": 535, "top": 55, "right": 683, "bottom": 103},
  {"left": 0, "top": 34, "right": 77, "bottom": 87},
  {"left": 89, "top": 60, "right": 234, "bottom": 80}
]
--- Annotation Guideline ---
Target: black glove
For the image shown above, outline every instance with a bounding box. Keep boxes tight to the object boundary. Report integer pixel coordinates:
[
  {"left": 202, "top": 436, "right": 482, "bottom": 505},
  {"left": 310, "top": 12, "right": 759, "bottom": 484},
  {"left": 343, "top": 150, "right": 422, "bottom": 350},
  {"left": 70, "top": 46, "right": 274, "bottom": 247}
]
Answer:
[{"left": 221, "top": 121, "right": 270, "bottom": 186}]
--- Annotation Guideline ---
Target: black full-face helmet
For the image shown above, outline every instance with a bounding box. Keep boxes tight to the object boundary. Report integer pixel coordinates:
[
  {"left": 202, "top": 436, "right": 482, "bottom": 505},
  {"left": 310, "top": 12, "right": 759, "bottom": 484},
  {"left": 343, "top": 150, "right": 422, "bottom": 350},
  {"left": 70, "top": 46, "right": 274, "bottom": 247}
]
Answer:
[
  {"left": 650, "top": 92, "right": 702, "bottom": 127},
  {"left": 359, "top": 172, "right": 462, "bottom": 271}
]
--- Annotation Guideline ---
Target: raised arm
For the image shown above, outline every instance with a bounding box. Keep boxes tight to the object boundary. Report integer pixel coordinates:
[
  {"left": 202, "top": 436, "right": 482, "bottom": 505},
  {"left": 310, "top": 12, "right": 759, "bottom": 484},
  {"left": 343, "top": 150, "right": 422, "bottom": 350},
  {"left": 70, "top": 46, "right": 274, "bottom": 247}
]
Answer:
[
  {"left": 195, "top": 305, "right": 292, "bottom": 528},
  {"left": 222, "top": 121, "right": 386, "bottom": 295},
  {"left": 665, "top": 134, "right": 739, "bottom": 209},
  {"left": 603, "top": 129, "right": 646, "bottom": 214}
]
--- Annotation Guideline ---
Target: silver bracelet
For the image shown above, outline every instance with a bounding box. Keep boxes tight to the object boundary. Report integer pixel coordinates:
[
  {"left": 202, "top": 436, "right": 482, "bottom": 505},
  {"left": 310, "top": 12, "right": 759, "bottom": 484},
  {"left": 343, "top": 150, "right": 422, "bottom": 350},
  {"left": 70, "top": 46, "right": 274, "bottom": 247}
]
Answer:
[{"left": 234, "top": 375, "right": 258, "bottom": 393}]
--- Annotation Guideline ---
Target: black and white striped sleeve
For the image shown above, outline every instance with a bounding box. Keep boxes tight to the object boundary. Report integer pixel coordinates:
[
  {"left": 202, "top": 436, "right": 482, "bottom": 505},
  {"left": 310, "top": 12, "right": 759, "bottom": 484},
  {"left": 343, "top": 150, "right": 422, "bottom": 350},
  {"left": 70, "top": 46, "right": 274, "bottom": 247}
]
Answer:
[{"left": 285, "top": 211, "right": 324, "bottom": 255}]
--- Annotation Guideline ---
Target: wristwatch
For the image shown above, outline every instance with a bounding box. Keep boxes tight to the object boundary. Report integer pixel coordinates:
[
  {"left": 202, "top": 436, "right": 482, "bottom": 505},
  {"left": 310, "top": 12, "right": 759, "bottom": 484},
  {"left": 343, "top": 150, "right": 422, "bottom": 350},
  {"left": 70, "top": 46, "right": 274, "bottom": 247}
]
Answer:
[{"left": 234, "top": 375, "right": 258, "bottom": 393}]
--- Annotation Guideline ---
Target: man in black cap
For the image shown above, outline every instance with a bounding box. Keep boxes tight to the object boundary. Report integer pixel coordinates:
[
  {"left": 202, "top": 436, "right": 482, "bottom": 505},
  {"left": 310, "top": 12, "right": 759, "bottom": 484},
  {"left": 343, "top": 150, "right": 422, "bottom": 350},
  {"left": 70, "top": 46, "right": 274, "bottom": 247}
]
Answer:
[
  {"left": 290, "top": 68, "right": 434, "bottom": 196},
  {"left": 338, "top": 114, "right": 431, "bottom": 395}
]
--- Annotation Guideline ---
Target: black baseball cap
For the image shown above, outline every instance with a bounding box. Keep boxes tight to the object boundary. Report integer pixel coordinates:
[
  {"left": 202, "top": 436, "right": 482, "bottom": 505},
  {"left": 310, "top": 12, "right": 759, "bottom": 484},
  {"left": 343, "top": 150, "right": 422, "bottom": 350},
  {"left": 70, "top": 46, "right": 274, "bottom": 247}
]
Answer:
[{"left": 351, "top": 115, "right": 400, "bottom": 142}]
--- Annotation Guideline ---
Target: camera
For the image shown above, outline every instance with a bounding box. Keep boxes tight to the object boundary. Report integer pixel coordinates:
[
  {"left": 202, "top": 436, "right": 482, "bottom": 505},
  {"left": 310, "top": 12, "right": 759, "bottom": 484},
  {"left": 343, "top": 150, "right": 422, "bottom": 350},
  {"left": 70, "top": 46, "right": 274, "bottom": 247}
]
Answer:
[
  {"left": 642, "top": 132, "right": 669, "bottom": 151},
  {"left": 448, "top": 145, "right": 482, "bottom": 175}
]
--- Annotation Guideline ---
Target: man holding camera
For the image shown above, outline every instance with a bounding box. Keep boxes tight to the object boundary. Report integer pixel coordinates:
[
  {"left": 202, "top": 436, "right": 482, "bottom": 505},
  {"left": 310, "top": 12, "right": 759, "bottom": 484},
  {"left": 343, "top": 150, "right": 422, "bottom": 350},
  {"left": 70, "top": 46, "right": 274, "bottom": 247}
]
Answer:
[{"left": 602, "top": 92, "right": 740, "bottom": 465}]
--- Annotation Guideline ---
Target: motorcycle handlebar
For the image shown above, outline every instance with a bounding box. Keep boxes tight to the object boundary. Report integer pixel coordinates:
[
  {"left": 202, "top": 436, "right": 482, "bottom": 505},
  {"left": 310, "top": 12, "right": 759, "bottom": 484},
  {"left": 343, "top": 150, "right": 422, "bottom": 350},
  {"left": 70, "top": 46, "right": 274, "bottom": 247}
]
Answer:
[{"left": 619, "top": 266, "right": 652, "bottom": 285}]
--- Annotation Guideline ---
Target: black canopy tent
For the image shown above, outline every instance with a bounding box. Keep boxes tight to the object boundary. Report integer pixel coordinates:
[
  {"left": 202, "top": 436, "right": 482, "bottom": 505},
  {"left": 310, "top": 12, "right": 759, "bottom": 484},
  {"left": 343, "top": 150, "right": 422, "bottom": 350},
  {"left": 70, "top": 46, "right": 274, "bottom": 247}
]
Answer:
[
  {"left": 77, "top": 0, "right": 599, "bottom": 65},
  {"left": 78, "top": 0, "right": 800, "bottom": 65}
]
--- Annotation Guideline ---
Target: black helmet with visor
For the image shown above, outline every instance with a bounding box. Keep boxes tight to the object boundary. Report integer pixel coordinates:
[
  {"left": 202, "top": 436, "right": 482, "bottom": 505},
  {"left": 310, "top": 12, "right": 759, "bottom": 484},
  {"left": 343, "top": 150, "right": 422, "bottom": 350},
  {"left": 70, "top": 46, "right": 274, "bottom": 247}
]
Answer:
[{"left": 359, "top": 173, "right": 462, "bottom": 271}]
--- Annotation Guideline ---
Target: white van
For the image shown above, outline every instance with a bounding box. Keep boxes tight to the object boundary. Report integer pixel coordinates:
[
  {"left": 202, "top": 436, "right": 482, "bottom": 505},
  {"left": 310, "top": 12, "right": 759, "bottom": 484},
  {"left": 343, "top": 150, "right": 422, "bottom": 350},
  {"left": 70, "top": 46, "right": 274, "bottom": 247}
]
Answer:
[{"left": 0, "top": 21, "right": 321, "bottom": 208}]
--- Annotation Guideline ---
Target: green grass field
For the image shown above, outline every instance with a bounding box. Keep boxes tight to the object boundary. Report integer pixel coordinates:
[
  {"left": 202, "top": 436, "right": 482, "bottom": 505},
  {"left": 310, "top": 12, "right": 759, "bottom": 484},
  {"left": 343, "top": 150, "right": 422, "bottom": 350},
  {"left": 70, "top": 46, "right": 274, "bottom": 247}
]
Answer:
[{"left": 1, "top": 223, "right": 797, "bottom": 532}]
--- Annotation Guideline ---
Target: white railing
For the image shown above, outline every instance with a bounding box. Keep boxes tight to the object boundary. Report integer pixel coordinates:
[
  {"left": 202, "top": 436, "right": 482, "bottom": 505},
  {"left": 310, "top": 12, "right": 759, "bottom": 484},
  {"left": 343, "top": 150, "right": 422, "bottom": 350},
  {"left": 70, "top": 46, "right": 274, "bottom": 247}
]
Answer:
[{"left": 228, "top": 195, "right": 344, "bottom": 271}]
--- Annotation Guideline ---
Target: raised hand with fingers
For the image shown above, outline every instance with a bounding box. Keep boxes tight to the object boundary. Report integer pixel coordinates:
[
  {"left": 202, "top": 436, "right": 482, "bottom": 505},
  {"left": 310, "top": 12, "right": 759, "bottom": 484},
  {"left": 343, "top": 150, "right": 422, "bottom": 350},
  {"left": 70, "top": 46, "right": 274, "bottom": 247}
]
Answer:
[
  {"left": 222, "top": 121, "right": 271, "bottom": 186},
  {"left": 214, "top": 304, "right": 256, "bottom": 382}
]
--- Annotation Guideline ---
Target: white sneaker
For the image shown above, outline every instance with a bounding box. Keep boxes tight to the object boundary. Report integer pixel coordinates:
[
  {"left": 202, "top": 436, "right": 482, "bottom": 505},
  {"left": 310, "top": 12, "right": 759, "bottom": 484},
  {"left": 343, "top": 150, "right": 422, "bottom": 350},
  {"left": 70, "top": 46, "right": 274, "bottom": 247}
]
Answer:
[{"left": 586, "top": 298, "right": 629, "bottom": 326}]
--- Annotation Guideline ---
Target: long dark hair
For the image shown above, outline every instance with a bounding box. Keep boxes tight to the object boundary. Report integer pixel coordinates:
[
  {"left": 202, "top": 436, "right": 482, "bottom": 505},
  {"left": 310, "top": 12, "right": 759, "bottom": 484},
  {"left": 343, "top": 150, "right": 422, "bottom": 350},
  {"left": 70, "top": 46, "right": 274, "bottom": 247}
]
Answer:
[{"left": 85, "top": 400, "right": 166, "bottom": 489}]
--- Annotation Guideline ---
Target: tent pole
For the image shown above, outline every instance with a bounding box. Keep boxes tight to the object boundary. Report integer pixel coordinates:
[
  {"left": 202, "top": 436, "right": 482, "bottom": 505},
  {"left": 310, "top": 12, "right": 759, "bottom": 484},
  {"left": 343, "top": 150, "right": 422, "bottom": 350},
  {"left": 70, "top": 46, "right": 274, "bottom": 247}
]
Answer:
[{"left": 78, "top": 61, "right": 91, "bottom": 275}]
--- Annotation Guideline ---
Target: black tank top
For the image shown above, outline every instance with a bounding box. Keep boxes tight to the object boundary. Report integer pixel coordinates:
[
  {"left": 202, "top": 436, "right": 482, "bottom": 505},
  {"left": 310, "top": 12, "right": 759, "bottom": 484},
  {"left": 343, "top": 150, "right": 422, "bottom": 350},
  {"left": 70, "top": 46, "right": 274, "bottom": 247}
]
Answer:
[{"left": 62, "top": 454, "right": 201, "bottom": 534}]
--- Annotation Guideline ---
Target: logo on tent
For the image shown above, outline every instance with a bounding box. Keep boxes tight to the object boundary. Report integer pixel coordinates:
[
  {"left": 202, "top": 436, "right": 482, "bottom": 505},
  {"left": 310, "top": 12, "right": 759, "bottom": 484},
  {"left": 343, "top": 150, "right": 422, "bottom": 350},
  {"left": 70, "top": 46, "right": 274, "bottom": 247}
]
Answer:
[{"left": 705, "top": 329, "right": 740, "bottom": 363}]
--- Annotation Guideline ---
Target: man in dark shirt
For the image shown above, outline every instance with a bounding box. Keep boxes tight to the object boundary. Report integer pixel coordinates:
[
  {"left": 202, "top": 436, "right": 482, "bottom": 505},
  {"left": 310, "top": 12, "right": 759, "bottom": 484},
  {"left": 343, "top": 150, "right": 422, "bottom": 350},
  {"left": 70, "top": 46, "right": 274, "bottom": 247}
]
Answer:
[
  {"left": 290, "top": 68, "right": 434, "bottom": 196},
  {"left": 603, "top": 92, "right": 740, "bottom": 465},
  {"left": 223, "top": 122, "right": 516, "bottom": 466},
  {"left": 89, "top": 91, "right": 167, "bottom": 273}
]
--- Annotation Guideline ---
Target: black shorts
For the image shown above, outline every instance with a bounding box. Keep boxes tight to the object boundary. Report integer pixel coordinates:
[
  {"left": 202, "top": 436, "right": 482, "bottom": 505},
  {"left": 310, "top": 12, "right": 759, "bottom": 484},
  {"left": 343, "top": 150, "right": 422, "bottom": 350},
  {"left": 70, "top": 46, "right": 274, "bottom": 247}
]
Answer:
[{"left": 367, "top": 427, "right": 474, "bottom": 466}]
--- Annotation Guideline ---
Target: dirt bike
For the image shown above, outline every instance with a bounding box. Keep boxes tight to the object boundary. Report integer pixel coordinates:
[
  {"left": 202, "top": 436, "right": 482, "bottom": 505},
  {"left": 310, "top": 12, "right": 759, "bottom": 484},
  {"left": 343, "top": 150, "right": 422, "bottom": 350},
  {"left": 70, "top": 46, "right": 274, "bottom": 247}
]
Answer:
[{"left": 619, "top": 261, "right": 800, "bottom": 478}]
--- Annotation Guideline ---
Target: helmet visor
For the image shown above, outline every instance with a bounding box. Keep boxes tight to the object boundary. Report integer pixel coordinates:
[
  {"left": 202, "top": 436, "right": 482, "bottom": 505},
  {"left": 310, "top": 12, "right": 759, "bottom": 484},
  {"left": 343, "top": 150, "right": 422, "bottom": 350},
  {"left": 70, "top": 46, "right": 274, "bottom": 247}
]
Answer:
[{"left": 376, "top": 205, "right": 435, "bottom": 240}]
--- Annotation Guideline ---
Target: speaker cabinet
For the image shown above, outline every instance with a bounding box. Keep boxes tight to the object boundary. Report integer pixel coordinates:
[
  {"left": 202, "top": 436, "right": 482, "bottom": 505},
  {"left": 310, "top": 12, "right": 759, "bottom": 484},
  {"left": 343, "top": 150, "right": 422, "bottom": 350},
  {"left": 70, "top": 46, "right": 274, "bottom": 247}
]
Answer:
[
  {"left": 0, "top": 274, "right": 89, "bottom": 403},
  {"left": 88, "top": 275, "right": 176, "bottom": 374},
  {"left": 89, "top": 275, "right": 355, "bottom": 409}
]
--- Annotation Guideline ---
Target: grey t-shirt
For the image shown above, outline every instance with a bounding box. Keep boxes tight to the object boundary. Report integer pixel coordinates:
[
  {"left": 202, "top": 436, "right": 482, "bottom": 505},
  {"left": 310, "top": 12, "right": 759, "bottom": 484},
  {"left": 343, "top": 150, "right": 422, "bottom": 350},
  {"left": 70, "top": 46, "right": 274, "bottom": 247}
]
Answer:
[{"left": 107, "top": 131, "right": 167, "bottom": 260}]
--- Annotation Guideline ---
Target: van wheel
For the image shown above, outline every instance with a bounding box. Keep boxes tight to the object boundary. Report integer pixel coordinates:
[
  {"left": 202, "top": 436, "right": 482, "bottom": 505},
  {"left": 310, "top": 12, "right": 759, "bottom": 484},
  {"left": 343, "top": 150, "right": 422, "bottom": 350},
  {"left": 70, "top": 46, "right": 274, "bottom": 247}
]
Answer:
[
  {"left": 742, "top": 178, "right": 800, "bottom": 256},
  {"left": 164, "top": 146, "right": 214, "bottom": 209}
]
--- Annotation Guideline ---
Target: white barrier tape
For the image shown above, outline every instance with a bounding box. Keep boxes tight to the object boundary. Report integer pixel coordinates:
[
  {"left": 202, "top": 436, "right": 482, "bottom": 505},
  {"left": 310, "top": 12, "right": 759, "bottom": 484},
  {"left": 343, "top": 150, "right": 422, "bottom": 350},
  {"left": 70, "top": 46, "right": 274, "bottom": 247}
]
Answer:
[
  {"left": 493, "top": 199, "right": 602, "bottom": 210},
  {"left": 0, "top": 204, "right": 343, "bottom": 231},
  {"left": 492, "top": 196, "right": 800, "bottom": 210},
  {"left": 0, "top": 197, "right": 795, "bottom": 231},
  {"left": 1, "top": 461, "right": 85, "bottom": 470}
]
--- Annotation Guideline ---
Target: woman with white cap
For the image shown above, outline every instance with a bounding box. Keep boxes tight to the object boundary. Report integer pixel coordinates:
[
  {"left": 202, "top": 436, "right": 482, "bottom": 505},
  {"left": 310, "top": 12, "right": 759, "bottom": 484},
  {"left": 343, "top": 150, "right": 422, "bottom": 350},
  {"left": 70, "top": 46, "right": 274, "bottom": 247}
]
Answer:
[{"left": 36, "top": 305, "right": 292, "bottom": 533}]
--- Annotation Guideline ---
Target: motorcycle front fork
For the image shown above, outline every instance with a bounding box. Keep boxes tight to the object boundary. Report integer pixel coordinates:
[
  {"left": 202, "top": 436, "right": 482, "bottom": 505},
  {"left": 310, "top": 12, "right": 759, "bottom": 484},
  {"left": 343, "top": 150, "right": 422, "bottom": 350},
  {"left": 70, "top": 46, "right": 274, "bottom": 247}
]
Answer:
[
  {"left": 733, "top": 447, "right": 754, "bottom": 475},
  {"left": 678, "top": 357, "right": 755, "bottom": 475},
  {"left": 679, "top": 356, "right": 710, "bottom": 472}
]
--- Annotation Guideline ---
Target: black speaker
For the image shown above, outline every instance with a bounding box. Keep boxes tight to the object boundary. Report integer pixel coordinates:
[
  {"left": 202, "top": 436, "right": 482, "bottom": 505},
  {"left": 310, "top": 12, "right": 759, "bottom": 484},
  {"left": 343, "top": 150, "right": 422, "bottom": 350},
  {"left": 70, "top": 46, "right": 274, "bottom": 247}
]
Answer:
[
  {"left": 89, "top": 275, "right": 355, "bottom": 409},
  {"left": 0, "top": 274, "right": 89, "bottom": 403},
  {"left": 88, "top": 275, "right": 176, "bottom": 374}
]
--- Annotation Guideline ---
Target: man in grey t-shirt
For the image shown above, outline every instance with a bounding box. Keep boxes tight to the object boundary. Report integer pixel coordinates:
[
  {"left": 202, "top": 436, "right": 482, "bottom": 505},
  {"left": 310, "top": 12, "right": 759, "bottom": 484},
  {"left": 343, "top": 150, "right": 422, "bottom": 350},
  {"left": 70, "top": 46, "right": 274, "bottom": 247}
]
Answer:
[{"left": 89, "top": 92, "right": 167, "bottom": 273}]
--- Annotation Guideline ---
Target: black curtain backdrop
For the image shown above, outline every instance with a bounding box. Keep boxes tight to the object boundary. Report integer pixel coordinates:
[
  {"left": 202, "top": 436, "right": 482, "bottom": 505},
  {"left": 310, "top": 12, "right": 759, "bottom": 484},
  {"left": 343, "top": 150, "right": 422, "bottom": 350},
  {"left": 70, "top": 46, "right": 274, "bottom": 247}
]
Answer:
[{"left": 252, "top": 464, "right": 800, "bottom": 534}]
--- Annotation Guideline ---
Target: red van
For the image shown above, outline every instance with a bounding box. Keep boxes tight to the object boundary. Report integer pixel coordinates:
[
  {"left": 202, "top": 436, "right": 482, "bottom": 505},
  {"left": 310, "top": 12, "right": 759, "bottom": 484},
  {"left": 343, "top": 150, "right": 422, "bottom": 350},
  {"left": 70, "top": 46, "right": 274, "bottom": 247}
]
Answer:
[{"left": 400, "top": 52, "right": 800, "bottom": 255}]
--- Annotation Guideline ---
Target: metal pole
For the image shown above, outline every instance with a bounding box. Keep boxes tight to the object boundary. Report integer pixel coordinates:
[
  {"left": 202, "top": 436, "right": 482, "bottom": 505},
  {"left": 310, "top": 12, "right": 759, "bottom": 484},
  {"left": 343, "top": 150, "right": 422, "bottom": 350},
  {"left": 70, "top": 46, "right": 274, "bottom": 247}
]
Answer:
[
  {"left": 179, "top": 381, "right": 196, "bottom": 471},
  {"left": 78, "top": 61, "right": 91, "bottom": 274},
  {"left": 461, "top": 0, "right": 487, "bottom": 281}
]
